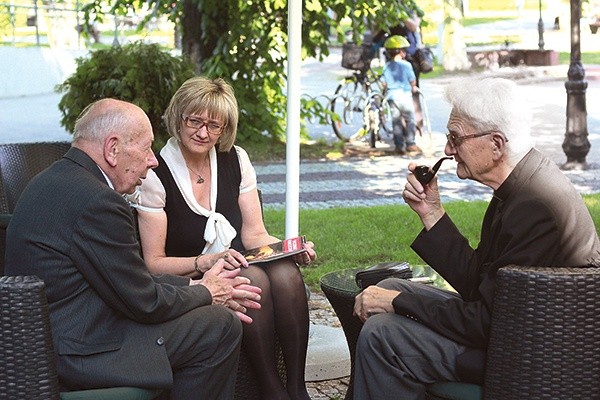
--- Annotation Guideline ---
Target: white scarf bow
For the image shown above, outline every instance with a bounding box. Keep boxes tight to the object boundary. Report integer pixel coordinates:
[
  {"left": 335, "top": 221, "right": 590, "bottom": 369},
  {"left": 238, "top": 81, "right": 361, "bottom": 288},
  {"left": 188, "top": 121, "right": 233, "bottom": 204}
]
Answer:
[
  {"left": 204, "top": 212, "right": 237, "bottom": 254},
  {"left": 160, "top": 138, "right": 237, "bottom": 254}
]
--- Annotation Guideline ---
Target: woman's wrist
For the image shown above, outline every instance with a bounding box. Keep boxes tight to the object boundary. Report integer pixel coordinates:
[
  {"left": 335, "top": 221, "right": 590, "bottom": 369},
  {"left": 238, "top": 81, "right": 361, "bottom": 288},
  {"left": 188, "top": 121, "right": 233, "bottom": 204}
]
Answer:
[{"left": 194, "top": 254, "right": 203, "bottom": 274}]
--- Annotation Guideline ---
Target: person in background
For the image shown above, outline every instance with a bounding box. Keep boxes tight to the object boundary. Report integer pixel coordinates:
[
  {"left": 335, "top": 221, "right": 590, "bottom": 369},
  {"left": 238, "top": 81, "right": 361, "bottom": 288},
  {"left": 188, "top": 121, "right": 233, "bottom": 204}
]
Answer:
[
  {"left": 4, "top": 98, "right": 262, "bottom": 399},
  {"left": 352, "top": 77, "right": 600, "bottom": 399},
  {"left": 135, "top": 76, "right": 317, "bottom": 400},
  {"left": 373, "top": 11, "right": 423, "bottom": 86},
  {"left": 382, "top": 35, "right": 421, "bottom": 156}
]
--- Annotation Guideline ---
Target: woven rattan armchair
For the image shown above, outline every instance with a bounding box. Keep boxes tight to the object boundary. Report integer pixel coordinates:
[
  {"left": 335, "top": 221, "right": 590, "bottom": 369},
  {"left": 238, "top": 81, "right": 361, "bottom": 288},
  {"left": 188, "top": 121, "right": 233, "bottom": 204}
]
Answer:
[
  {"left": 0, "top": 275, "right": 162, "bottom": 400},
  {"left": 0, "top": 275, "right": 282, "bottom": 399},
  {"left": 0, "top": 142, "right": 285, "bottom": 398},
  {"left": 0, "top": 141, "right": 71, "bottom": 275},
  {"left": 0, "top": 142, "right": 72, "bottom": 215},
  {"left": 0, "top": 275, "right": 61, "bottom": 399},
  {"left": 321, "top": 265, "right": 600, "bottom": 400}
]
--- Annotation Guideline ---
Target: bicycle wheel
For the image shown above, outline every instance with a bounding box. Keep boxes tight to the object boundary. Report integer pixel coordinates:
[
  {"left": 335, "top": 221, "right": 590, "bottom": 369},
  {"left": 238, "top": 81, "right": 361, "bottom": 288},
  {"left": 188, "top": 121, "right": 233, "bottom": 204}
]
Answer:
[
  {"left": 330, "top": 79, "right": 368, "bottom": 142},
  {"left": 378, "top": 96, "right": 395, "bottom": 140},
  {"left": 366, "top": 102, "right": 379, "bottom": 149},
  {"left": 360, "top": 93, "right": 382, "bottom": 148}
]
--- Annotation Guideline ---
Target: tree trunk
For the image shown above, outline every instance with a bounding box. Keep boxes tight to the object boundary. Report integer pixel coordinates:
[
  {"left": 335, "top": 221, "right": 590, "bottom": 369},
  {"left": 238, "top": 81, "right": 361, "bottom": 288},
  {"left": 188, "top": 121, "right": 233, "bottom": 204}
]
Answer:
[
  {"left": 181, "top": 0, "right": 205, "bottom": 73},
  {"left": 181, "top": 0, "right": 228, "bottom": 74}
]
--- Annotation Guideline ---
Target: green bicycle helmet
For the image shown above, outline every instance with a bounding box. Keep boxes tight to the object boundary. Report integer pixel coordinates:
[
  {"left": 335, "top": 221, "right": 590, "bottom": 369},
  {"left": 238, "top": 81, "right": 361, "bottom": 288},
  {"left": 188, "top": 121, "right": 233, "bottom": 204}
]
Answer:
[{"left": 384, "top": 35, "right": 410, "bottom": 50}]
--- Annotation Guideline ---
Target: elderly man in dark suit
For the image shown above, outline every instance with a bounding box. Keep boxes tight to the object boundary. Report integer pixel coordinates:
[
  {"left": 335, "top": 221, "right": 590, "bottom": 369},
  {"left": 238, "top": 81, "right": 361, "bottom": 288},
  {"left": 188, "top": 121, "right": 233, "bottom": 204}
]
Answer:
[
  {"left": 352, "top": 77, "right": 600, "bottom": 399},
  {"left": 4, "top": 98, "right": 261, "bottom": 399}
]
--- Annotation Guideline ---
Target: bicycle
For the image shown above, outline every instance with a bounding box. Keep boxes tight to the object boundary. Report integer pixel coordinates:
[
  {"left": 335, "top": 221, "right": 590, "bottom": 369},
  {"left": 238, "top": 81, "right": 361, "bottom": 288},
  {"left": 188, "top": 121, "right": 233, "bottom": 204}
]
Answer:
[
  {"left": 371, "top": 88, "right": 433, "bottom": 150},
  {"left": 329, "top": 43, "right": 432, "bottom": 149},
  {"left": 331, "top": 76, "right": 432, "bottom": 150},
  {"left": 329, "top": 43, "right": 386, "bottom": 144},
  {"left": 363, "top": 91, "right": 395, "bottom": 148}
]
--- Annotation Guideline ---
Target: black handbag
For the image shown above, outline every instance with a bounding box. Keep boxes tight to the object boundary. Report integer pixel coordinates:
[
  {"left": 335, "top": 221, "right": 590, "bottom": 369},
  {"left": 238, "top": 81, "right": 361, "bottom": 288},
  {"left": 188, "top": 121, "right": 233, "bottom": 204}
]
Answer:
[
  {"left": 355, "top": 261, "right": 412, "bottom": 289},
  {"left": 415, "top": 47, "right": 434, "bottom": 74}
]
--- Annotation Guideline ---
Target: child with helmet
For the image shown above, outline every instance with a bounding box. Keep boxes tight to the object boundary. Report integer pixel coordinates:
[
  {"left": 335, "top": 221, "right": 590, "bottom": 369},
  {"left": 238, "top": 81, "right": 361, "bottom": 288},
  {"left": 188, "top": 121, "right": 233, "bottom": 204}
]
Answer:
[{"left": 382, "top": 35, "right": 422, "bottom": 156}]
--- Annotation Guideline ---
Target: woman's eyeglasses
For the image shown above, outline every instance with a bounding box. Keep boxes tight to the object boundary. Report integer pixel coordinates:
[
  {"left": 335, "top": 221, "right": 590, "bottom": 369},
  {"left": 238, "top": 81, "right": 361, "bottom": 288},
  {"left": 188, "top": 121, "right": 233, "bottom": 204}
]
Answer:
[{"left": 182, "top": 115, "right": 224, "bottom": 135}]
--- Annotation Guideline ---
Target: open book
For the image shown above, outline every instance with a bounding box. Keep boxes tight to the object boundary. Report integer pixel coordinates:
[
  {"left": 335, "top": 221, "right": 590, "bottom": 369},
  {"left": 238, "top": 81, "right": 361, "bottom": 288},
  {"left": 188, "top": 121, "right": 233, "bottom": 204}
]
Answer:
[{"left": 242, "top": 236, "right": 307, "bottom": 265}]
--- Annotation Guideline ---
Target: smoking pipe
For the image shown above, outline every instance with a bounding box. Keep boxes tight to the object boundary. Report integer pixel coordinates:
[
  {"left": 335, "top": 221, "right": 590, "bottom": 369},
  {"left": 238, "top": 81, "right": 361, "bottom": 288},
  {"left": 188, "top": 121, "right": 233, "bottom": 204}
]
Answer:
[{"left": 414, "top": 157, "right": 453, "bottom": 185}]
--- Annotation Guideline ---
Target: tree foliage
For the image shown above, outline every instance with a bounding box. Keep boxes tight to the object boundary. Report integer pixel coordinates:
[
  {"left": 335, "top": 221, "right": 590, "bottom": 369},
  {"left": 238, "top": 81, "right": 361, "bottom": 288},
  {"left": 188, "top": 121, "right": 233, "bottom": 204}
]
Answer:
[
  {"left": 80, "top": 0, "right": 420, "bottom": 143},
  {"left": 56, "top": 42, "right": 195, "bottom": 148}
]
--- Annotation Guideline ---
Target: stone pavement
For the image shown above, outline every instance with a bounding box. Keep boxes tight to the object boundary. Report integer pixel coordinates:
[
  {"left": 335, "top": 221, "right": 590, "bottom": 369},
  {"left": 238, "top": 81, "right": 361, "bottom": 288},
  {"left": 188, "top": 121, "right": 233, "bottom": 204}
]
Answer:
[{"left": 306, "top": 292, "right": 350, "bottom": 400}]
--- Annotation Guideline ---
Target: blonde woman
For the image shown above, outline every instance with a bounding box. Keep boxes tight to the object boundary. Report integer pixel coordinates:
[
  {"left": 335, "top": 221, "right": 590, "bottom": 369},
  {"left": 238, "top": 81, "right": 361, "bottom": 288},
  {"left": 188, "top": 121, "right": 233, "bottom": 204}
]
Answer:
[{"left": 136, "top": 76, "right": 316, "bottom": 400}]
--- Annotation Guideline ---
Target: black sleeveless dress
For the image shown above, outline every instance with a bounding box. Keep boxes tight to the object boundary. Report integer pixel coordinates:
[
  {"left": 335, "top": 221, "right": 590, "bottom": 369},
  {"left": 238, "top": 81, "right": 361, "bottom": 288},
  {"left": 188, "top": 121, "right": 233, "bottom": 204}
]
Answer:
[{"left": 153, "top": 148, "right": 245, "bottom": 257}]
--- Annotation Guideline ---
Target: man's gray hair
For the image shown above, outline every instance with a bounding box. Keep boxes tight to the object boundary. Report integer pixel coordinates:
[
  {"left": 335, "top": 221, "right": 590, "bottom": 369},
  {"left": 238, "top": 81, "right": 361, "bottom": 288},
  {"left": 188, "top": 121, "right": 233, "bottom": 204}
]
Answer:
[{"left": 444, "top": 77, "right": 534, "bottom": 160}]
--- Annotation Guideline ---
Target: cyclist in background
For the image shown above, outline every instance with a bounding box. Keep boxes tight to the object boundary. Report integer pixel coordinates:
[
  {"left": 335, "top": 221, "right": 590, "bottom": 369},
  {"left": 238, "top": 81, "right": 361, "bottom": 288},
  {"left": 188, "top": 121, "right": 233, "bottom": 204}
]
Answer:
[
  {"left": 373, "top": 12, "right": 423, "bottom": 86},
  {"left": 382, "top": 35, "right": 421, "bottom": 156}
]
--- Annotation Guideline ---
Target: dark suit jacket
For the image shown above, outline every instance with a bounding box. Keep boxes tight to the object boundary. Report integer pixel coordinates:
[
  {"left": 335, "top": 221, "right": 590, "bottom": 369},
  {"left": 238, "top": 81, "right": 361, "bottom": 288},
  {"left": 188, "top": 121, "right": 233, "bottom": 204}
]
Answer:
[
  {"left": 5, "top": 147, "right": 214, "bottom": 390},
  {"left": 395, "top": 148, "right": 600, "bottom": 347}
]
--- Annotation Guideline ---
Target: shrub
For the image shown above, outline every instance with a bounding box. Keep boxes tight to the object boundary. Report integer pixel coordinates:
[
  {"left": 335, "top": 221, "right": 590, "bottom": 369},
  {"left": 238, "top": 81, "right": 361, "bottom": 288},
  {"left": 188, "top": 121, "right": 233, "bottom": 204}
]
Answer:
[{"left": 55, "top": 41, "right": 195, "bottom": 149}]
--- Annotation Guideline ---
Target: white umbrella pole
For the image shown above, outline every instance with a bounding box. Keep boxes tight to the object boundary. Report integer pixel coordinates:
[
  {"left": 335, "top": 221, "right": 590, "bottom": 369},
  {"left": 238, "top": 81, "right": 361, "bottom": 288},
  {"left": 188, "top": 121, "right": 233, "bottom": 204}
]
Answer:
[{"left": 285, "top": 0, "right": 302, "bottom": 238}]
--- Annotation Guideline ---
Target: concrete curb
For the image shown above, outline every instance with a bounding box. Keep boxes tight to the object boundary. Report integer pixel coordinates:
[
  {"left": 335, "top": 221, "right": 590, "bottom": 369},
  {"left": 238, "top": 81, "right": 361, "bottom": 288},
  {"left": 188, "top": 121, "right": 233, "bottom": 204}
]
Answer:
[{"left": 305, "top": 324, "right": 350, "bottom": 381}]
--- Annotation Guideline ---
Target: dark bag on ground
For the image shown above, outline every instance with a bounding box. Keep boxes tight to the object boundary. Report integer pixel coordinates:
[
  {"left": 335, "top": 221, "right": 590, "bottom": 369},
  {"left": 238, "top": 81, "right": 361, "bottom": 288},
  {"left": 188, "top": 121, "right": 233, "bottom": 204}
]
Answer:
[
  {"left": 355, "top": 261, "right": 412, "bottom": 289},
  {"left": 415, "top": 47, "right": 434, "bottom": 73}
]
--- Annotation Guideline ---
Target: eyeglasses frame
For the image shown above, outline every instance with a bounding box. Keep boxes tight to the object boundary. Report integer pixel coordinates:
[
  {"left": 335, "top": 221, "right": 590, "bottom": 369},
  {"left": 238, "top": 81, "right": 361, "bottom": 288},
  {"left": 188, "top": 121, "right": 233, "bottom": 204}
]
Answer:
[
  {"left": 446, "top": 130, "right": 507, "bottom": 148},
  {"left": 181, "top": 114, "right": 225, "bottom": 136}
]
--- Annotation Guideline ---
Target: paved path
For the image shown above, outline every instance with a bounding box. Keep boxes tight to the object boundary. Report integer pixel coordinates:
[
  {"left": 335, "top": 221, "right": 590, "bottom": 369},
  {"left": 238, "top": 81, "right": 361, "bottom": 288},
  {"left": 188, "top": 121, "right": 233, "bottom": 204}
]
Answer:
[{"left": 257, "top": 62, "right": 600, "bottom": 210}]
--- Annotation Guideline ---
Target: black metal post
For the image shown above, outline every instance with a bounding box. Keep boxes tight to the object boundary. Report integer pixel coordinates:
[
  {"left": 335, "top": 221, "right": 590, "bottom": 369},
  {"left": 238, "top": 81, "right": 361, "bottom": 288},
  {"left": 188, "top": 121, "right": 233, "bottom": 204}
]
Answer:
[
  {"left": 538, "top": 0, "right": 545, "bottom": 50},
  {"left": 33, "top": 0, "right": 40, "bottom": 47},
  {"left": 112, "top": 10, "right": 119, "bottom": 47},
  {"left": 562, "top": 0, "right": 589, "bottom": 170}
]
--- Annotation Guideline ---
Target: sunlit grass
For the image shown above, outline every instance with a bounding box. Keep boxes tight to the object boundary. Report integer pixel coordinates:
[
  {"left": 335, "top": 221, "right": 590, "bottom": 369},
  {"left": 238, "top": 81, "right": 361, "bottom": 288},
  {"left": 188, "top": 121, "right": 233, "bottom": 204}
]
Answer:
[
  {"left": 263, "top": 193, "right": 600, "bottom": 289},
  {"left": 559, "top": 52, "right": 600, "bottom": 65},
  {"left": 463, "top": 17, "right": 516, "bottom": 27}
]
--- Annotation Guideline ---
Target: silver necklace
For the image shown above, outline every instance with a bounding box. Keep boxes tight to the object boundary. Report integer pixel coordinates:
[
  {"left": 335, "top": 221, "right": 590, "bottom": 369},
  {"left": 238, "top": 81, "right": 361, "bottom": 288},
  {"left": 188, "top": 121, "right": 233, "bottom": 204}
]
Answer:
[{"left": 187, "top": 163, "right": 208, "bottom": 184}]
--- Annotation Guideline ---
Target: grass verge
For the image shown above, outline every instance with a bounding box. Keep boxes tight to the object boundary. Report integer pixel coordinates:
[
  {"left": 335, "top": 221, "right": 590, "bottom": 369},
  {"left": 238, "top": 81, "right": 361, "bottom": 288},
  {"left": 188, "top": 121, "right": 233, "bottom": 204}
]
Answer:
[
  {"left": 559, "top": 52, "right": 600, "bottom": 65},
  {"left": 262, "top": 194, "right": 600, "bottom": 290}
]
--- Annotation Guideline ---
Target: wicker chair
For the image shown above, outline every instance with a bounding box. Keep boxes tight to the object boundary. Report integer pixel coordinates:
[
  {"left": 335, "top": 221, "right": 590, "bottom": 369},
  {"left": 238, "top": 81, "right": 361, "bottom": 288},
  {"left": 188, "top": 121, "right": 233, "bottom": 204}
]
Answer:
[
  {"left": 321, "top": 265, "right": 600, "bottom": 400},
  {"left": 0, "top": 275, "right": 162, "bottom": 400},
  {"left": 0, "top": 141, "right": 72, "bottom": 275},
  {"left": 0, "top": 142, "right": 284, "bottom": 399},
  {"left": 0, "top": 274, "right": 283, "bottom": 399}
]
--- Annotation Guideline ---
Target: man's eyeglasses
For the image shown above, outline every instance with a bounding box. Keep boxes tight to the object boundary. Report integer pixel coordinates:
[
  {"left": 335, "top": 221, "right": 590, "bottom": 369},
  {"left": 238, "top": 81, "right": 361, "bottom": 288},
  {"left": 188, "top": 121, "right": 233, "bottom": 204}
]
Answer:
[
  {"left": 182, "top": 115, "right": 224, "bottom": 135},
  {"left": 446, "top": 130, "right": 504, "bottom": 148}
]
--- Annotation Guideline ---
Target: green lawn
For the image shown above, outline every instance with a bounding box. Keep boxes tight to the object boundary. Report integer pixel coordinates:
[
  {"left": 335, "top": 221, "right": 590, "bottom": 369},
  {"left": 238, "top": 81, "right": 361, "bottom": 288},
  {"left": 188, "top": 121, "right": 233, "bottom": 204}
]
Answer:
[
  {"left": 463, "top": 17, "right": 516, "bottom": 27},
  {"left": 559, "top": 52, "right": 600, "bottom": 65},
  {"left": 262, "top": 194, "right": 600, "bottom": 289},
  {"left": 466, "top": 0, "right": 564, "bottom": 12}
]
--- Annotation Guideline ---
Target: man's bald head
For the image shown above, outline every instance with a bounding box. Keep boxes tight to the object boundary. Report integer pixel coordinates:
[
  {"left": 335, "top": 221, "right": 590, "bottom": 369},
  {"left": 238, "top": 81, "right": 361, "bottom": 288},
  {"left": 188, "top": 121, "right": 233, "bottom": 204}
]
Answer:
[{"left": 72, "top": 98, "right": 158, "bottom": 194}]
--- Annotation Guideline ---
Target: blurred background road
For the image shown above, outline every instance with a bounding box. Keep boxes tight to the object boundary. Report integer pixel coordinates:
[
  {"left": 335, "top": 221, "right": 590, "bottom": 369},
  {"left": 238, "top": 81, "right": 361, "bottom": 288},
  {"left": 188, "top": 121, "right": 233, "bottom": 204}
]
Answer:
[{"left": 1, "top": 13, "right": 599, "bottom": 209}]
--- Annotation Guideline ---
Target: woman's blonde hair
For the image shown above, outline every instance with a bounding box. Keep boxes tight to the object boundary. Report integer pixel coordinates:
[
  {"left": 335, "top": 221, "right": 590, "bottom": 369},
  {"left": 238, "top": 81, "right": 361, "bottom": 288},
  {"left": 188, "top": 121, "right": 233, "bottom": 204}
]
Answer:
[{"left": 163, "top": 76, "right": 238, "bottom": 152}]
